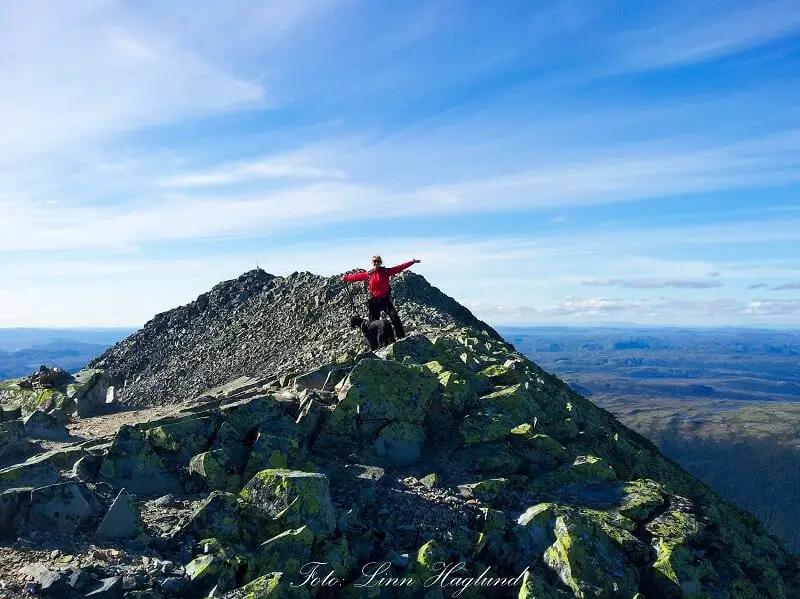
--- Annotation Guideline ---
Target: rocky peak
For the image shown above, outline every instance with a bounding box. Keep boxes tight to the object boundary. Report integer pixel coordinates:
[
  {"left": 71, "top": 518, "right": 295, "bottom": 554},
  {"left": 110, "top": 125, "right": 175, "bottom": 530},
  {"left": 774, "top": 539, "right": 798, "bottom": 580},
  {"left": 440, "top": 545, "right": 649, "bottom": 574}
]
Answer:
[{"left": 90, "top": 269, "right": 500, "bottom": 408}]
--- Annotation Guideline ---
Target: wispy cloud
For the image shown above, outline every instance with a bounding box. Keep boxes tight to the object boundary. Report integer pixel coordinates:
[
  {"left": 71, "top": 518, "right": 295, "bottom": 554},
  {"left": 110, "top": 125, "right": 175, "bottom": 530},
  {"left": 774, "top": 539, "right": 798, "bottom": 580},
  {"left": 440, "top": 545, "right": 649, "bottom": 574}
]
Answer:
[
  {"left": 772, "top": 282, "right": 800, "bottom": 290},
  {"left": 748, "top": 283, "right": 769, "bottom": 289},
  {"left": 615, "top": 0, "right": 800, "bottom": 71},
  {"left": 582, "top": 278, "right": 724, "bottom": 290}
]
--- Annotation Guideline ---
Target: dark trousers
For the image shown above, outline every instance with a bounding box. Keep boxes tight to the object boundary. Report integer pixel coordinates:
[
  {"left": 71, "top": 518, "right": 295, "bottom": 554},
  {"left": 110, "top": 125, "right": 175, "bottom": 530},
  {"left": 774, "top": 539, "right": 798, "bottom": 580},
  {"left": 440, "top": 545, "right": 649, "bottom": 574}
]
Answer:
[{"left": 367, "top": 296, "right": 405, "bottom": 339}]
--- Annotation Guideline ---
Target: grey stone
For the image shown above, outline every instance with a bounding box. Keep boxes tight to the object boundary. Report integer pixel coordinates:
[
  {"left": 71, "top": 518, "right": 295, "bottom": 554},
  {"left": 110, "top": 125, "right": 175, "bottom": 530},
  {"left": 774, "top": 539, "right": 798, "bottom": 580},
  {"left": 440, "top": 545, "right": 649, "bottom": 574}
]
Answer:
[
  {"left": 97, "top": 425, "right": 182, "bottom": 496},
  {"left": 85, "top": 576, "right": 123, "bottom": 598},
  {"left": 0, "top": 487, "right": 31, "bottom": 539},
  {"left": 161, "top": 576, "right": 188, "bottom": 597},
  {"left": 0, "top": 419, "right": 28, "bottom": 460},
  {"left": 69, "top": 368, "right": 110, "bottom": 418},
  {"left": 68, "top": 568, "right": 91, "bottom": 590},
  {"left": 95, "top": 488, "right": 142, "bottom": 541},
  {"left": 28, "top": 482, "right": 90, "bottom": 535},
  {"left": 20, "top": 563, "right": 64, "bottom": 594},
  {"left": 73, "top": 454, "right": 103, "bottom": 482}
]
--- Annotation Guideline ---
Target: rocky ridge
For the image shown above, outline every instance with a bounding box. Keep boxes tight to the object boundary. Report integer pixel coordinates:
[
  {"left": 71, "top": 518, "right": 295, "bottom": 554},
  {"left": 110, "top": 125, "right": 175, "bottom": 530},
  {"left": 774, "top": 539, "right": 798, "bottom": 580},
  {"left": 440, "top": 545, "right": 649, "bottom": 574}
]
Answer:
[
  {"left": 89, "top": 269, "right": 498, "bottom": 408},
  {"left": 0, "top": 326, "right": 796, "bottom": 597}
]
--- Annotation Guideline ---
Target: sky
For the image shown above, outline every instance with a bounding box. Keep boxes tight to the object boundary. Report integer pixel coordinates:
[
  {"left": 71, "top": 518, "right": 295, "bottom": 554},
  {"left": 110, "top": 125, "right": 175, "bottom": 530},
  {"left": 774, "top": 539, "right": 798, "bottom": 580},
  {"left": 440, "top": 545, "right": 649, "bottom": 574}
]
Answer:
[{"left": 1, "top": 0, "right": 799, "bottom": 328}]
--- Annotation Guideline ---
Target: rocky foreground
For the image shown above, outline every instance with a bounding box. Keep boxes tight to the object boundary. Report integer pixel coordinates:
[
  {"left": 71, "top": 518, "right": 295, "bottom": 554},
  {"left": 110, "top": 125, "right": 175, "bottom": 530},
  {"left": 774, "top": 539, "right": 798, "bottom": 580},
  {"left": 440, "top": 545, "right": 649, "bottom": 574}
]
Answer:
[{"left": 1, "top": 325, "right": 798, "bottom": 598}]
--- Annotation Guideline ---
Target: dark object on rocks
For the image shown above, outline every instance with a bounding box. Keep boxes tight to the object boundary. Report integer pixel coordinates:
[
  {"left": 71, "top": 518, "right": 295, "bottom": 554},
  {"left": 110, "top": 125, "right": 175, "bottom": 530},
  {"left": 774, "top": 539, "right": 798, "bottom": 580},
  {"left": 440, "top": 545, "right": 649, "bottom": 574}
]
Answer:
[
  {"left": 95, "top": 488, "right": 142, "bottom": 541},
  {"left": 349, "top": 315, "right": 396, "bottom": 350},
  {"left": 28, "top": 365, "right": 74, "bottom": 389}
]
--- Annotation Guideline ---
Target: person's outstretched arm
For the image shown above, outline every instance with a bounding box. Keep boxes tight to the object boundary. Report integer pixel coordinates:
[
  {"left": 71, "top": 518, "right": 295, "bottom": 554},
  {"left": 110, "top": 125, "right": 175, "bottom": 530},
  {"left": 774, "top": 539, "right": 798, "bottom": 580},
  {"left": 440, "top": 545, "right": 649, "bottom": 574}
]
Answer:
[
  {"left": 341, "top": 270, "right": 369, "bottom": 282},
  {"left": 387, "top": 258, "right": 421, "bottom": 276}
]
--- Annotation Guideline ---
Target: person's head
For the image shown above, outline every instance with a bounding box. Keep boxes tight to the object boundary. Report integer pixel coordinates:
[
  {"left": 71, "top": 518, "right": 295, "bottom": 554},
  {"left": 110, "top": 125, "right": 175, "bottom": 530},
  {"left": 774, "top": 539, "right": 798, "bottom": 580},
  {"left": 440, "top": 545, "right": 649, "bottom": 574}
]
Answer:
[
  {"left": 371, "top": 255, "right": 383, "bottom": 268},
  {"left": 350, "top": 315, "right": 365, "bottom": 328}
]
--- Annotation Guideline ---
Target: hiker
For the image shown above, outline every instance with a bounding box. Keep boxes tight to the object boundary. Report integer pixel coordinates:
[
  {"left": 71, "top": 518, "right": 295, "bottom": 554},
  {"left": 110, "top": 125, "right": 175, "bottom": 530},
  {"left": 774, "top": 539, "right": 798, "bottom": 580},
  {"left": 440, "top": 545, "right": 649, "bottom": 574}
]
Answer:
[
  {"left": 341, "top": 256, "right": 421, "bottom": 339},
  {"left": 350, "top": 314, "right": 396, "bottom": 350}
]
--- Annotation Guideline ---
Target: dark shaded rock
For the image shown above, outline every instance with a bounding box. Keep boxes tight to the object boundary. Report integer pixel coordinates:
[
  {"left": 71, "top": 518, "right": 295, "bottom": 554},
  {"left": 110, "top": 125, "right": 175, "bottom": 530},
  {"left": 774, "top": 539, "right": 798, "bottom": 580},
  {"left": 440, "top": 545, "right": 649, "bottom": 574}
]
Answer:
[
  {"left": 95, "top": 488, "right": 142, "bottom": 541},
  {"left": 28, "top": 481, "right": 90, "bottom": 535},
  {"left": 23, "top": 409, "right": 67, "bottom": 439},
  {"left": 0, "top": 487, "right": 31, "bottom": 539},
  {"left": 73, "top": 454, "right": 103, "bottom": 482},
  {"left": 97, "top": 425, "right": 182, "bottom": 496}
]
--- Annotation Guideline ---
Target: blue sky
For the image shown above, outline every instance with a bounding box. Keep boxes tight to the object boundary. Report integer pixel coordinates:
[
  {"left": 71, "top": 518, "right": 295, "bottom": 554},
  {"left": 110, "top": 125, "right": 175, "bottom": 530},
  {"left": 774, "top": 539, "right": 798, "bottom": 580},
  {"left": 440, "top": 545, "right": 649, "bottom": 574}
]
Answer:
[{"left": 1, "top": 0, "right": 799, "bottom": 327}]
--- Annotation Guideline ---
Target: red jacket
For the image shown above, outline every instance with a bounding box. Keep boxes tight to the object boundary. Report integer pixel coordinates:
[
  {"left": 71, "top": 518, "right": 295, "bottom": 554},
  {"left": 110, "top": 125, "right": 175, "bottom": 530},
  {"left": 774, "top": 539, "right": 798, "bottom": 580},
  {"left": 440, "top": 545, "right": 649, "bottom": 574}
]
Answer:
[{"left": 342, "top": 261, "right": 415, "bottom": 299}]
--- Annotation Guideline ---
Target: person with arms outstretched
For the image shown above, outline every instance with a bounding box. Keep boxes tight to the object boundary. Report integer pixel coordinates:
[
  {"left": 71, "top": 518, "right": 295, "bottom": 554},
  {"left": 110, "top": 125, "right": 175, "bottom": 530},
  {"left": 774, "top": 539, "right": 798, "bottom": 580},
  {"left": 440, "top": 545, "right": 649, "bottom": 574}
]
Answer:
[{"left": 341, "top": 255, "right": 421, "bottom": 339}]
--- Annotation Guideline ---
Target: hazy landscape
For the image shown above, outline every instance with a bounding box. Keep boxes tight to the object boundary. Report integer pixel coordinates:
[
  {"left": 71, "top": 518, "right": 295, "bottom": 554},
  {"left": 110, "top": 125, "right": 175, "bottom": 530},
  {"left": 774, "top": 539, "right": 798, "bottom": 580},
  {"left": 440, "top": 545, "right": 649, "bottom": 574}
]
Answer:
[
  {"left": 0, "top": 328, "right": 133, "bottom": 379},
  {"left": 500, "top": 326, "right": 800, "bottom": 553}
]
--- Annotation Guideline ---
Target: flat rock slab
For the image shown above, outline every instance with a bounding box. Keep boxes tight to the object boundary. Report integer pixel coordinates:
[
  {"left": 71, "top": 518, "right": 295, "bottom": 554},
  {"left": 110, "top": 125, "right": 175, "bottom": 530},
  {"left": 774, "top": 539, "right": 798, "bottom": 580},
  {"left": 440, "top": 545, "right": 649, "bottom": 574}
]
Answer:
[
  {"left": 23, "top": 410, "right": 67, "bottom": 439},
  {"left": 95, "top": 488, "right": 142, "bottom": 541},
  {"left": 29, "top": 481, "right": 90, "bottom": 535}
]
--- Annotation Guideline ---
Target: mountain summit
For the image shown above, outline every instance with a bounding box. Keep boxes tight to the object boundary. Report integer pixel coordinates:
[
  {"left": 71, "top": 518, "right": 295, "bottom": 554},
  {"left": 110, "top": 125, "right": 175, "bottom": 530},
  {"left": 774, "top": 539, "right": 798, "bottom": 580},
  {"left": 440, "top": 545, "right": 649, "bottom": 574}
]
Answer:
[
  {"left": 0, "top": 270, "right": 797, "bottom": 597},
  {"left": 91, "top": 269, "right": 499, "bottom": 408}
]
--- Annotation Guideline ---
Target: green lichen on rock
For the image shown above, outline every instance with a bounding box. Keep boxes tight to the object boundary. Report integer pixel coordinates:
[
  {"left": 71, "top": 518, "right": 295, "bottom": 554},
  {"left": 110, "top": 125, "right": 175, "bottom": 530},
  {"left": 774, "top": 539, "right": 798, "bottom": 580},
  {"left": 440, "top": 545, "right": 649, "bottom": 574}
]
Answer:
[
  {"left": 436, "top": 370, "right": 474, "bottom": 414},
  {"left": 478, "top": 363, "right": 527, "bottom": 387},
  {"left": 185, "top": 553, "right": 237, "bottom": 596},
  {"left": 544, "top": 513, "right": 639, "bottom": 598},
  {"left": 247, "top": 525, "right": 315, "bottom": 583},
  {"left": 479, "top": 384, "right": 543, "bottom": 423},
  {"left": 618, "top": 479, "right": 665, "bottom": 521},
  {"left": 323, "top": 358, "right": 438, "bottom": 439},
  {"left": 239, "top": 572, "right": 311, "bottom": 598},
  {"left": 243, "top": 432, "right": 298, "bottom": 483},
  {"left": 240, "top": 469, "right": 336, "bottom": 535},
  {"left": 144, "top": 416, "right": 219, "bottom": 464},
  {"left": 514, "top": 503, "right": 560, "bottom": 554},
  {"left": 189, "top": 450, "right": 241, "bottom": 493},
  {"left": 97, "top": 424, "right": 182, "bottom": 496},
  {"left": 459, "top": 411, "right": 520, "bottom": 446}
]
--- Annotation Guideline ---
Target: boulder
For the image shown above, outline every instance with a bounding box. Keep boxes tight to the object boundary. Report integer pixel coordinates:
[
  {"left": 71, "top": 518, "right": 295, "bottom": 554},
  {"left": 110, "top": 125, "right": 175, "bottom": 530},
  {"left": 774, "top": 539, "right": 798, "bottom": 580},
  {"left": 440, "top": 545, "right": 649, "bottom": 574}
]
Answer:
[
  {"left": 243, "top": 432, "right": 297, "bottom": 482},
  {"left": 185, "top": 553, "right": 237, "bottom": 596},
  {"left": 189, "top": 450, "right": 241, "bottom": 493},
  {"left": 376, "top": 332, "right": 438, "bottom": 365},
  {"left": 97, "top": 425, "right": 182, "bottom": 496},
  {"left": 95, "top": 488, "right": 142, "bottom": 541},
  {"left": 22, "top": 409, "right": 67, "bottom": 439},
  {"left": 247, "top": 525, "right": 315, "bottom": 583},
  {"left": 374, "top": 421, "right": 426, "bottom": 467},
  {"left": 0, "top": 419, "right": 28, "bottom": 460},
  {"left": 240, "top": 469, "right": 336, "bottom": 535},
  {"left": 29, "top": 481, "right": 91, "bottom": 535},
  {"left": 68, "top": 368, "right": 109, "bottom": 418},
  {"left": 323, "top": 358, "right": 438, "bottom": 440},
  {"left": 144, "top": 416, "right": 219, "bottom": 466},
  {"left": 209, "top": 421, "right": 249, "bottom": 472},
  {"left": 544, "top": 513, "right": 639, "bottom": 598},
  {"left": 0, "top": 487, "right": 31, "bottom": 539}
]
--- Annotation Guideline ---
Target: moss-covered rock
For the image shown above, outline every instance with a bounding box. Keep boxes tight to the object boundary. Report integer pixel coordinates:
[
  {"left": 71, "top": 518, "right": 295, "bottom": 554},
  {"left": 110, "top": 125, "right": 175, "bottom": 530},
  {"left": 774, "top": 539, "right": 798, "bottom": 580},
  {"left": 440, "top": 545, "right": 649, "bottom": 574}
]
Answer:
[
  {"left": 437, "top": 370, "right": 474, "bottom": 414},
  {"left": 459, "top": 411, "right": 520, "bottom": 446},
  {"left": 378, "top": 332, "right": 438, "bottom": 364},
  {"left": 97, "top": 425, "right": 182, "bottom": 496},
  {"left": 565, "top": 455, "right": 617, "bottom": 483},
  {"left": 240, "top": 469, "right": 336, "bottom": 535},
  {"left": 618, "top": 479, "right": 665, "bottom": 522},
  {"left": 323, "top": 358, "right": 438, "bottom": 440},
  {"left": 144, "top": 416, "right": 219, "bottom": 465},
  {"left": 243, "top": 432, "right": 298, "bottom": 482},
  {"left": 479, "top": 384, "right": 543, "bottom": 423},
  {"left": 189, "top": 449, "right": 241, "bottom": 493},
  {"left": 479, "top": 363, "right": 527, "bottom": 387},
  {"left": 247, "top": 525, "right": 315, "bottom": 584},
  {"left": 514, "top": 504, "right": 559, "bottom": 554},
  {"left": 185, "top": 552, "right": 237, "bottom": 596},
  {"left": 239, "top": 572, "right": 311, "bottom": 598},
  {"left": 544, "top": 513, "right": 639, "bottom": 598}
]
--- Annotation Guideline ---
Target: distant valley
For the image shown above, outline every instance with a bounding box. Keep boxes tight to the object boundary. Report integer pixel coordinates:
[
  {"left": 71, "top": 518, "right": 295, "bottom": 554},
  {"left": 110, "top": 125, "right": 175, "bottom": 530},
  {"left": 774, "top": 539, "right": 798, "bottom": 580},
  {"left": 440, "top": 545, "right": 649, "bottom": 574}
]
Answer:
[
  {"left": 0, "top": 328, "right": 134, "bottom": 379},
  {"left": 501, "top": 326, "right": 800, "bottom": 553}
]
